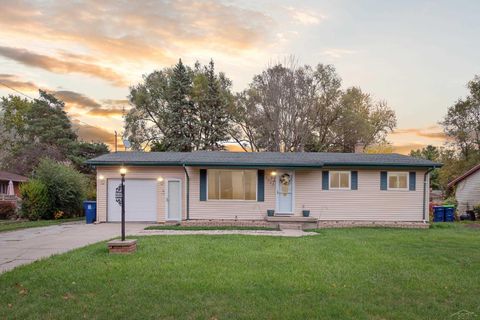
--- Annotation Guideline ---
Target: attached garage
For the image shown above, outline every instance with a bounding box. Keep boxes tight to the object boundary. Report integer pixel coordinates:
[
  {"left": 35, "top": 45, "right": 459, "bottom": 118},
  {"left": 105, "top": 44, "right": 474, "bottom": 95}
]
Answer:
[{"left": 107, "top": 179, "right": 157, "bottom": 222}]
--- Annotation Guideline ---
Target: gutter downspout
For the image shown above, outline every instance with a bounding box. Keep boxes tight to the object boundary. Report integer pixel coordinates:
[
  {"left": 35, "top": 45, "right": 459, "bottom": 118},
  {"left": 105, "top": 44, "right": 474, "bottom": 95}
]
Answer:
[
  {"left": 423, "top": 167, "right": 435, "bottom": 222},
  {"left": 183, "top": 164, "right": 190, "bottom": 220}
]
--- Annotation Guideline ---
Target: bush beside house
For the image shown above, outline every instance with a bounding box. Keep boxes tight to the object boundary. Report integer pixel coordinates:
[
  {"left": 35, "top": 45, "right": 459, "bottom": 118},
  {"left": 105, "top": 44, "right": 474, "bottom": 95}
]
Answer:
[{"left": 19, "top": 159, "right": 87, "bottom": 220}]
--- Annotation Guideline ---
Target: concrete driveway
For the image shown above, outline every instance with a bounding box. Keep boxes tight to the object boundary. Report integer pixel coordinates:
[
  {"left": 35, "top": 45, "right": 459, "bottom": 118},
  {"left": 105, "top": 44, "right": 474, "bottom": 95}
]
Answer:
[{"left": 0, "top": 222, "right": 150, "bottom": 273}]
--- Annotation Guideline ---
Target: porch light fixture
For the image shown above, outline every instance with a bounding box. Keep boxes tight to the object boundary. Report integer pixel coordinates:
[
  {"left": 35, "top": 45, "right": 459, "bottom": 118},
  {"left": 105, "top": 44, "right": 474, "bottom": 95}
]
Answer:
[
  {"left": 99, "top": 175, "right": 105, "bottom": 180},
  {"left": 157, "top": 177, "right": 164, "bottom": 182},
  {"left": 270, "top": 171, "right": 277, "bottom": 176}
]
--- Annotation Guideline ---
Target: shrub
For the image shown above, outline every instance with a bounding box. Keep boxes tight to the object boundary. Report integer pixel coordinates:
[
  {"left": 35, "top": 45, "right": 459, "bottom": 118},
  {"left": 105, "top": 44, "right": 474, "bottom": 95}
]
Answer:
[
  {"left": 19, "top": 179, "right": 50, "bottom": 220},
  {"left": 0, "top": 202, "right": 16, "bottom": 219},
  {"left": 473, "top": 204, "right": 480, "bottom": 219},
  {"left": 35, "top": 159, "right": 87, "bottom": 218}
]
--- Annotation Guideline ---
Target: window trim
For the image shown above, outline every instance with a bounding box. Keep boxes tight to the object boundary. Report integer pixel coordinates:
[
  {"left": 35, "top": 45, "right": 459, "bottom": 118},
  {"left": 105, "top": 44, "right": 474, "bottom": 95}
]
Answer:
[
  {"left": 329, "top": 171, "right": 351, "bottom": 190},
  {"left": 387, "top": 171, "right": 409, "bottom": 191},
  {"left": 206, "top": 169, "right": 258, "bottom": 201}
]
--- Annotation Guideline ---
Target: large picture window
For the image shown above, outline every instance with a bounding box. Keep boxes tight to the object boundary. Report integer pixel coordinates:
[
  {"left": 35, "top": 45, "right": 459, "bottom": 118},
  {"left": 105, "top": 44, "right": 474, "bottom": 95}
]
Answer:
[
  {"left": 388, "top": 172, "right": 408, "bottom": 190},
  {"left": 329, "top": 171, "right": 351, "bottom": 190},
  {"left": 208, "top": 170, "right": 257, "bottom": 200}
]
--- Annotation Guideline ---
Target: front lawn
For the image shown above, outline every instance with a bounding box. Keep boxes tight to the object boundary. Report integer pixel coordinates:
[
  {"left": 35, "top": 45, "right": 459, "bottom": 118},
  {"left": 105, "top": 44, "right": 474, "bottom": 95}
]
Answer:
[
  {"left": 0, "top": 217, "right": 82, "bottom": 233},
  {"left": 145, "top": 225, "right": 278, "bottom": 231},
  {"left": 1, "top": 225, "right": 479, "bottom": 319}
]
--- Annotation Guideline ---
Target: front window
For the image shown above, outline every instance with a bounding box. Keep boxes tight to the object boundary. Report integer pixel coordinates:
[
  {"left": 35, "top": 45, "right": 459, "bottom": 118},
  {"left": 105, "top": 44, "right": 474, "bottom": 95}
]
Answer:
[
  {"left": 208, "top": 170, "right": 257, "bottom": 200},
  {"left": 329, "top": 171, "right": 350, "bottom": 190},
  {"left": 388, "top": 172, "right": 408, "bottom": 190}
]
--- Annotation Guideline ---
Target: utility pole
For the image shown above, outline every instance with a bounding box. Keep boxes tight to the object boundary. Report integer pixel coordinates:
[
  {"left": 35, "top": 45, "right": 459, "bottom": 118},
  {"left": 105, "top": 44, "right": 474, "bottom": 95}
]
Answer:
[{"left": 114, "top": 131, "right": 118, "bottom": 152}]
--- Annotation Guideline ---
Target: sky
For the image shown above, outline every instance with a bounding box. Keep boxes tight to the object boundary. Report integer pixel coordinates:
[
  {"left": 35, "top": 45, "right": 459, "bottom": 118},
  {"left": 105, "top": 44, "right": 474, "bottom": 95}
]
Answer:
[{"left": 0, "top": 0, "right": 479, "bottom": 153}]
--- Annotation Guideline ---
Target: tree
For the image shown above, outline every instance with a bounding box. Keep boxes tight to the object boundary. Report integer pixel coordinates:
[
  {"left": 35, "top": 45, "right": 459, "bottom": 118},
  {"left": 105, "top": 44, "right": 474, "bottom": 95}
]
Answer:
[
  {"left": 0, "top": 90, "right": 109, "bottom": 175},
  {"left": 331, "top": 87, "right": 396, "bottom": 152},
  {"left": 232, "top": 61, "right": 396, "bottom": 152},
  {"left": 125, "top": 59, "right": 233, "bottom": 151},
  {"left": 441, "top": 75, "right": 480, "bottom": 159},
  {"left": 410, "top": 145, "right": 441, "bottom": 189},
  {"left": 410, "top": 145, "right": 440, "bottom": 161}
]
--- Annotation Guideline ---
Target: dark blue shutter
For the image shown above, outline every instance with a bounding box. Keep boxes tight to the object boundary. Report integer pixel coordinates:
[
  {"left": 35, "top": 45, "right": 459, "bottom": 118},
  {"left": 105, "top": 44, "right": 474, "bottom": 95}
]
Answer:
[
  {"left": 199, "top": 169, "right": 207, "bottom": 201},
  {"left": 380, "top": 171, "right": 388, "bottom": 190},
  {"left": 257, "top": 170, "right": 265, "bottom": 201},
  {"left": 322, "top": 171, "right": 329, "bottom": 190},
  {"left": 351, "top": 171, "right": 358, "bottom": 190},
  {"left": 409, "top": 172, "right": 416, "bottom": 191}
]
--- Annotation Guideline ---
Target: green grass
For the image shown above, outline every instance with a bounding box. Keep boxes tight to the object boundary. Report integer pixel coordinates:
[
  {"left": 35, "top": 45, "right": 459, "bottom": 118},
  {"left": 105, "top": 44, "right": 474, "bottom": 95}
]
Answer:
[
  {"left": 0, "top": 217, "right": 82, "bottom": 233},
  {"left": 145, "top": 225, "right": 278, "bottom": 231},
  {"left": 1, "top": 225, "right": 479, "bottom": 319}
]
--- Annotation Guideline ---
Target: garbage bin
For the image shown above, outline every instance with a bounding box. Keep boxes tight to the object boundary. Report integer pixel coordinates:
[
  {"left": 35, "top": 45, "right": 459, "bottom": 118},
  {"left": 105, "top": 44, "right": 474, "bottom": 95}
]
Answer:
[
  {"left": 433, "top": 206, "right": 445, "bottom": 222},
  {"left": 443, "top": 205, "right": 455, "bottom": 222},
  {"left": 83, "top": 201, "right": 97, "bottom": 224}
]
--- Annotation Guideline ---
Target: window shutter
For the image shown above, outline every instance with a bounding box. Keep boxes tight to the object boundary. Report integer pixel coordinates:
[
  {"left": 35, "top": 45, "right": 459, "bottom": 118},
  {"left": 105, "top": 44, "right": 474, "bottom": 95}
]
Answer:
[
  {"left": 409, "top": 172, "right": 416, "bottom": 191},
  {"left": 257, "top": 170, "right": 265, "bottom": 202},
  {"left": 351, "top": 171, "right": 358, "bottom": 190},
  {"left": 380, "top": 171, "right": 387, "bottom": 190},
  {"left": 322, "top": 171, "right": 329, "bottom": 190},
  {"left": 199, "top": 169, "right": 207, "bottom": 201}
]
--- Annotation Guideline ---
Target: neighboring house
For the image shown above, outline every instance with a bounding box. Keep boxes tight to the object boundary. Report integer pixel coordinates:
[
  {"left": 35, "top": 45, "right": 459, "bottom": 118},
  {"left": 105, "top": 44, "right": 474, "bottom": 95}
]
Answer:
[
  {"left": 87, "top": 152, "right": 440, "bottom": 226},
  {"left": 0, "top": 171, "right": 28, "bottom": 198},
  {"left": 447, "top": 163, "right": 480, "bottom": 214}
]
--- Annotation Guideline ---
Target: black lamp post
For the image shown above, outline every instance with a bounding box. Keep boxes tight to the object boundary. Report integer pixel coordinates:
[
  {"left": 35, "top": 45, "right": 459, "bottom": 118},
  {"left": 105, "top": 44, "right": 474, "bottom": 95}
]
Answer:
[{"left": 120, "top": 167, "right": 127, "bottom": 241}]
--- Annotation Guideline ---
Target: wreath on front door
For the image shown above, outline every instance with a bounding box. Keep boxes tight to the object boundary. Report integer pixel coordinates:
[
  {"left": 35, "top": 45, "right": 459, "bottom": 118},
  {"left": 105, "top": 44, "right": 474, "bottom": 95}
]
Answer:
[{"left": 280, "top": 173, "right": 291, "bottom": 186}]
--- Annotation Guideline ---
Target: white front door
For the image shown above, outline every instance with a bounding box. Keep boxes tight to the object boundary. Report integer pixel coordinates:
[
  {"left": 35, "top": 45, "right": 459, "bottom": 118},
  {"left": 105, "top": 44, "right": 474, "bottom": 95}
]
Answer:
[
  {"left": 166, "top": 180, "right": 182, "bottom": 221},
  {"left": 276, "top": 171, "right": 294, "bottom": 214},
  {"left": 107, "top": 179, "right": 157, "bottom": 222}
]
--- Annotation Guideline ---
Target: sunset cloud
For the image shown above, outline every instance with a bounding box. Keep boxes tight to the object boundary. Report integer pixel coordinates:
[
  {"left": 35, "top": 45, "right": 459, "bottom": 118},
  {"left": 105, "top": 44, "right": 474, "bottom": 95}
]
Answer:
[
  {"left": 0, "top": 0, "right": 273, "bottom": 70},
  {"left": 71, "top": 120, "right": 120, "bottom": 150},
  {"left": 0, "top": 46, "right": 127, "bottom": 86},
  {"left": 0, "top": 74, "right": 37, "bottom": 92},
  {"left": 391, "top": 126, "right": 448, "bottom": 141},
  {"left": 51, "top": 91, "right": 128, "bottom": 117}
]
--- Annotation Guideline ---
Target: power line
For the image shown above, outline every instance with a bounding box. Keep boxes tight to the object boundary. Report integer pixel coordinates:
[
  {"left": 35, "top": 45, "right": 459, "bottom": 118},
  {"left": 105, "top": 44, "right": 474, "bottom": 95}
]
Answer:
[{"left": 0, "top": 81, "right": 36, "bottom": 100}]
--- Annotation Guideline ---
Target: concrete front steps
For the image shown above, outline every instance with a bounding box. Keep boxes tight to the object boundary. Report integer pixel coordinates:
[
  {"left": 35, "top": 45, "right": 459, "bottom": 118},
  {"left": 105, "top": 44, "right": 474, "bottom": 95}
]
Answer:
[{"left": 266, "top": 216, "right": 318, "bottom": 230}]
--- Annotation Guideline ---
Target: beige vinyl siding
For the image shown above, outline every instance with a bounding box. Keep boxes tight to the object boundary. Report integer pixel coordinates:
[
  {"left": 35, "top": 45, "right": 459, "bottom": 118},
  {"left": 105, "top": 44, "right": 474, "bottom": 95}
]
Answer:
[
  {"left": 188, "top": 167, "right": 275, "bottom": 220},
  {"left": 295, "top": 169, "right": 427, "bottom": 221},
  {"left": 96, "top": 166, "right": 185, "bottom": 222},
  {"left": 96, "top": 166, "right": 429, "bottom": 222},
  {"left": 455, "top": 169, "right": 480, "bottom": 214}
]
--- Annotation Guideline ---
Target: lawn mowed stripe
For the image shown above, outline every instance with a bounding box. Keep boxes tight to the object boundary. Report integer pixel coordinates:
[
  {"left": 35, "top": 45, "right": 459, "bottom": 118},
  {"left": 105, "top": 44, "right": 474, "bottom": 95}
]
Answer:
[
  {"left": 0, "top": 226, "right": 479, "bottom": 319},
  {"left": 0, "top": 217, "right": 83, "bottom": 233}
]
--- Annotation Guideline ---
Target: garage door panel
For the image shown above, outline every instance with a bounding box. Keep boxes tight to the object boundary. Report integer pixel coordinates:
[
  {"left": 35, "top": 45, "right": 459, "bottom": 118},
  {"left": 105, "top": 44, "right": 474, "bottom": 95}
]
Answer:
[{"left": 107, "top": 179, "right": 157, "bottom": 222}]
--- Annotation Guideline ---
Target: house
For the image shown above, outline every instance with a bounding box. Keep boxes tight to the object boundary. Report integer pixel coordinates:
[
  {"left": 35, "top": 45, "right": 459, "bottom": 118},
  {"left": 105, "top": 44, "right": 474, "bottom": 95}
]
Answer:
[
  {"left": 86, "top": 152, "right": 440, "bottom": 228},
  {"left": 0, "top": 171, "right": 28, "bottom": 198},
  {"left": 447, "top": 163, "right": 480, "bottom": 214}
]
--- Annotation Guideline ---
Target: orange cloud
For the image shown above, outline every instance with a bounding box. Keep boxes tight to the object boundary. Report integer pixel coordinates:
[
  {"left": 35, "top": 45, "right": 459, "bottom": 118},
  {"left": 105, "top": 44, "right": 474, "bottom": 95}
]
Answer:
[
  {"left": 0, "top": 74, "right": 37, "bottom": 92},
  {"left": 51, "top": 90, "right": 128, "bottom": 117},
  {"left": 391, "top": 127, "right": 448, "bottom": 141},
  {"left": 0, "top": 0, "right": 273, "bottom": 68},
  {"left": 71, "top": 120, "right": 123, "bottom": 150},
  {"left": 0, "top": 46, "right": 127, "bottom": 86}
]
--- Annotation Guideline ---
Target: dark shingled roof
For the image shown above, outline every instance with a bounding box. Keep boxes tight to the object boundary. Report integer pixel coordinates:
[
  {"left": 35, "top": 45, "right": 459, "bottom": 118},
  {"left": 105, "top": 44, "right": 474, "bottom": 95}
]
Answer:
[
  {"left": 86, "top": 151, "right": 441, "bottom": 168},
  {"left": 0, "top": 171, "right": 28, "bottom": 182}
]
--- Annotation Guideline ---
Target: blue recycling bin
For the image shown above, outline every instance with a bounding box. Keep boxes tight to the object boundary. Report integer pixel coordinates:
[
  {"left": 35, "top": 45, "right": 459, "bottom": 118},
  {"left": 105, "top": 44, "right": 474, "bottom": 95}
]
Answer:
[
  {"left": 433, "top": 206, "right": 445, "bottom": 222},
  {"left": 444, "top": 205, "right": 455, "bottom": 222},
  {"left": 83, "top": 201, "right": 97, "bottom": 224}
]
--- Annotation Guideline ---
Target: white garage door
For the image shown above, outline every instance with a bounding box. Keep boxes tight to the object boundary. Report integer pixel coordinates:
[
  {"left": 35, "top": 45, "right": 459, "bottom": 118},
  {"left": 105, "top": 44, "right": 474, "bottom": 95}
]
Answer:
[{"left": 107, "top": 179, "right": 157, "bottom": 222}]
